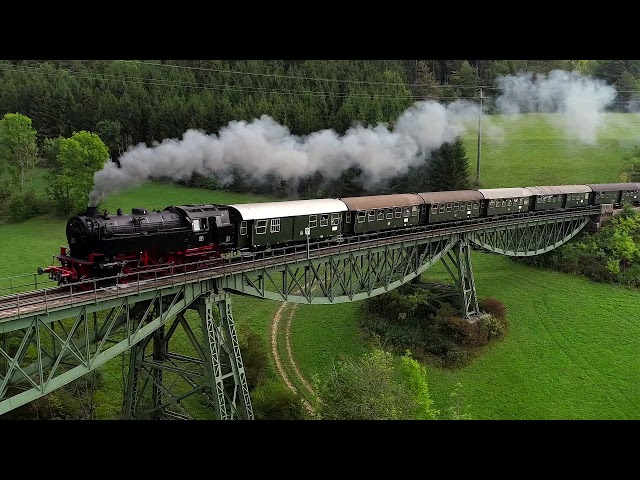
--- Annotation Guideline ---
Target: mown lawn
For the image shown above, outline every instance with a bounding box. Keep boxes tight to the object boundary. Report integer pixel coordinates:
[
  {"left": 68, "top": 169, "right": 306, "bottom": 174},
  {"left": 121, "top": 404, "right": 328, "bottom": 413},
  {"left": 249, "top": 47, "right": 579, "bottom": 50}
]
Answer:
[
  {"left": 462, "top": 112, "right": 640, "bottom": 187},
  {"left": 419, "top": 252, "right": 640, "bottom": 419}
]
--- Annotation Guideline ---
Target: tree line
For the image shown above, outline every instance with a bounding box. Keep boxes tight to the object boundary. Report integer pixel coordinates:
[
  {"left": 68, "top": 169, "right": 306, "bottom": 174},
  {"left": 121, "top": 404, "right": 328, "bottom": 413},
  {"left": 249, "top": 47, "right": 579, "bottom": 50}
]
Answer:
[{"left": 1, "top": 59, "right": 638, "bottom": 220}]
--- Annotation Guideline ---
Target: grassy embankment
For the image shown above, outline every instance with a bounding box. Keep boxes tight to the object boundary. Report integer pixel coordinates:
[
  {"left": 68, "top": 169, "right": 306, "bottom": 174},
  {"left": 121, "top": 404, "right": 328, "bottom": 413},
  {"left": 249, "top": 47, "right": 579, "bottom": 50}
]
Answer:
[{"left": 1, "top": 113, "right": 639, "bottom": 418}]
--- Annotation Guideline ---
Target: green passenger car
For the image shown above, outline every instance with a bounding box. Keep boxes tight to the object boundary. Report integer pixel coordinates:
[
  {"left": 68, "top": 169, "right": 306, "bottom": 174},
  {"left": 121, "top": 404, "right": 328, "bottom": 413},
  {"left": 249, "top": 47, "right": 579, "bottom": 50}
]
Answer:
[
  {"left": 417, "top": 190, "right": 484, "bottom": 224},
  {"left": 525, "top": 185, "right": 591, "bottom": 210},
  {"left": 588, "top": 183, "right": 640, "bottom": 206},
  {"left": 478, "top": 188, "right": 532, "bottom": 216},
  {"left": 226, "top": 199, "right": 348, "bottom": 250},
  {"left": 339, "top": 194, "right": 424, "bottom": 235}
]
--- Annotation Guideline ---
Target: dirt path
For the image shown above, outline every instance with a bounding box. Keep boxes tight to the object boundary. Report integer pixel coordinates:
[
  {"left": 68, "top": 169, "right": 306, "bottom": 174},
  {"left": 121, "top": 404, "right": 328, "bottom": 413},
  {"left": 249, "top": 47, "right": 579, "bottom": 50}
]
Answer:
[{"left": 270, "top": 301, "right": 316, "bottom": 416}]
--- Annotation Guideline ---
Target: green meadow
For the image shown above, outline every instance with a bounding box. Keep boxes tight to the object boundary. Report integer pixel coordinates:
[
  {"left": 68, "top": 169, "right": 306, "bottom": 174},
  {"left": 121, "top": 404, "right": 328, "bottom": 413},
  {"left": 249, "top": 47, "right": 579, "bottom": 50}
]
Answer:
[{"left": 1, "top": 113, "right": 639, "bottom": 419}]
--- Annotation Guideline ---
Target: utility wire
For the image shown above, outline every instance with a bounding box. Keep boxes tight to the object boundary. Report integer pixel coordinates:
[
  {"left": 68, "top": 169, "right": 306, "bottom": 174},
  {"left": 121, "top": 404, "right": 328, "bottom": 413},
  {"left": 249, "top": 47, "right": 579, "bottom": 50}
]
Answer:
[{"left": 1, "top": 62, "right": 640, "bottom": 105}]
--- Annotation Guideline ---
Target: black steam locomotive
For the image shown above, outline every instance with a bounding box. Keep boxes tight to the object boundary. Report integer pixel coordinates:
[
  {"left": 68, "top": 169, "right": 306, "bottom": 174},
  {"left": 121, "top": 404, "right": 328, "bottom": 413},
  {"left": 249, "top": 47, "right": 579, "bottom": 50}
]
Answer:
[
  {"left": 40, "top": 182, "right": 640, "bottom": 285},
  {"left": 40, "top": 204, "right": 235, "bottom": 284}
]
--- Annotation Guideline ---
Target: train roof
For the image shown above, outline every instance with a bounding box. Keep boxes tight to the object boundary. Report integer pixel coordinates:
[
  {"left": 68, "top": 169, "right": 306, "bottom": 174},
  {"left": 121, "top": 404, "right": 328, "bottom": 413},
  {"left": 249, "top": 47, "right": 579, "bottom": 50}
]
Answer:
[
  {"left": 417, "top": 190, "right": 484, "bottom": 203},
  {"left": 477, "top": 188, "right": 532, "bottom": 199},
  {"left": 226, "top": 198, "right": 348, "bottom": 221},
  {"left": 525, "top": 185, "right": 591, "bottom": 195},
  {"left": 587, "top": 183, "right": 640, "bottom": 192},
  {"left": 339, "top": 194, "right": 424, "bottom": 211}
]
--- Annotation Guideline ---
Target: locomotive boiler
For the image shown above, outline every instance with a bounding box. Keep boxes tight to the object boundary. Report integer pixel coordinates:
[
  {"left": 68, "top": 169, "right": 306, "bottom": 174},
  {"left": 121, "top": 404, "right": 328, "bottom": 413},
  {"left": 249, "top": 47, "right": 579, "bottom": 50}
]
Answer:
[{"left": 40, "top": 204, "right": 234, "bottom": 284}]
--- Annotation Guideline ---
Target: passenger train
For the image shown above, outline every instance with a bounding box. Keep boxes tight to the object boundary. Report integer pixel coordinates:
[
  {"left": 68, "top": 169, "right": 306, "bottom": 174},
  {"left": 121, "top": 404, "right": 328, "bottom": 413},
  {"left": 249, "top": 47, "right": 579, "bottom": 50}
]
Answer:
[{"left": 39, "top": 183, "right": 640, "bottom": 285}]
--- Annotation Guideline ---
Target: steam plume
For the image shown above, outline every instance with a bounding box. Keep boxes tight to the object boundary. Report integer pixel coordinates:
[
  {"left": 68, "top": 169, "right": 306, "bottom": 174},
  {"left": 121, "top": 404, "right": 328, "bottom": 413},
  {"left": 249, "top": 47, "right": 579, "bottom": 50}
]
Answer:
[
  {"left": 88, "top": 69, "right": 619, "bottom": 206},
  {"left": 88, "top": 100, "right": 478, "bottom": 206},
  {"left": 495, "top": 70, "right": 617, "bottom": 144}
]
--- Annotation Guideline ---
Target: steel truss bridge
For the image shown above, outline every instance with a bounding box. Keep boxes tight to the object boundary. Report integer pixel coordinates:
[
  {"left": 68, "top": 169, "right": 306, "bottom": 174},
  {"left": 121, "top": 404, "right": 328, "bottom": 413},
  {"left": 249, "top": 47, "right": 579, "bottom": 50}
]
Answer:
[{"left": 0, "top": 205, "right": 606, "bottom": 419}]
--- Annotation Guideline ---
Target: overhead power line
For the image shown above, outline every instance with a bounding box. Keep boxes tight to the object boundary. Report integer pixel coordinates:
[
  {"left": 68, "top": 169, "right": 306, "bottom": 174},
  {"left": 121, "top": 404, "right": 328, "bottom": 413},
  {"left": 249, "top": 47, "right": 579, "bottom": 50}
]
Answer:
[{"left": 1, "top": 62, "right": 639, "bottom": 105}]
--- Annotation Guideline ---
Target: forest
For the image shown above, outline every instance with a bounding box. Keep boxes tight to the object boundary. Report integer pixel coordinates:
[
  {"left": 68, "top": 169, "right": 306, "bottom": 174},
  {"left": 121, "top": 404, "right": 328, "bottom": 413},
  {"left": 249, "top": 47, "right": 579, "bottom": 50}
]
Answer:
[{"left": 1, "top": 59, "right": 639, "bottom": 220}]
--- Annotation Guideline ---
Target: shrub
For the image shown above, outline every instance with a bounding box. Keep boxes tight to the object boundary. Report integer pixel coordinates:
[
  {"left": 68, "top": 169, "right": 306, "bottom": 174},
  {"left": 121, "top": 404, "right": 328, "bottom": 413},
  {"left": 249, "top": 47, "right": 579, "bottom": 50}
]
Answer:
[
  {"left": 479, "top": 297, "right": 506, "bottom": 321},
  {"left": 7, "top": 190, "right": 49, "bottom": 223},
  {"left": 250, "top": 378, "right": 309, "bottom": 420},
  {"left": 239, "top": 331, "right": 269, "bottom": 391}
]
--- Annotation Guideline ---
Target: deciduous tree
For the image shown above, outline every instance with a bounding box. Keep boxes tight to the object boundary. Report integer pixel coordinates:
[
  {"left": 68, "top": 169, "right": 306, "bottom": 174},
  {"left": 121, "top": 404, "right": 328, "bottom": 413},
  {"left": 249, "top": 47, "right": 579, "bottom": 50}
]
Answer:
[
  {"left": 46, "top": 131, "right": 109, "bottom": 215},
  {"left": 0, "top": 112, "right": 39, "bottom": 194}
]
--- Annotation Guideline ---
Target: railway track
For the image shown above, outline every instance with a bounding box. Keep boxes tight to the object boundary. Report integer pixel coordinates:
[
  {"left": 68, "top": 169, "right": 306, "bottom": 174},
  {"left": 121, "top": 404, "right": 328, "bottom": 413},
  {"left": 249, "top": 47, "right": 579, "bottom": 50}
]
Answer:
[{"left": 0, "top": 206, "right": 602, "bottom": 320}]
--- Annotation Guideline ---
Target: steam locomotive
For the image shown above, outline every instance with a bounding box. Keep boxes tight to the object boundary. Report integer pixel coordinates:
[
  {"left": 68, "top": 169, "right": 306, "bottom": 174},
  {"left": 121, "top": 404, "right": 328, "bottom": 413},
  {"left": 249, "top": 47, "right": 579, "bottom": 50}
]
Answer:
[{"left": 39, "top": 182, "right": 640, "bottom": 286}]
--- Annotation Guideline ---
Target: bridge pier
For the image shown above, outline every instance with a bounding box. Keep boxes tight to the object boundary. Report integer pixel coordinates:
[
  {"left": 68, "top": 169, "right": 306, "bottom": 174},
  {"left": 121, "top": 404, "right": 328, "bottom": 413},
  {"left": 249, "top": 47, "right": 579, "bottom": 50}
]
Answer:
[
  {"left": 123, "top": 287, "right": 253, "bottom": 420},
  {"left": 440, "top": 238, "right": 480, "bottom": 319}
]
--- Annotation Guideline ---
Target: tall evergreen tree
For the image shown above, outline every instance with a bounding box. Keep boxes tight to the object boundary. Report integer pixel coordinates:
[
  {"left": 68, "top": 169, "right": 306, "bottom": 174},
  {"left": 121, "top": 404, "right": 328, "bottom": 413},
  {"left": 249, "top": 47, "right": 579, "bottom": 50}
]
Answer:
[{"left": 425, "top": 137, "right": 472, "bottom": 192}]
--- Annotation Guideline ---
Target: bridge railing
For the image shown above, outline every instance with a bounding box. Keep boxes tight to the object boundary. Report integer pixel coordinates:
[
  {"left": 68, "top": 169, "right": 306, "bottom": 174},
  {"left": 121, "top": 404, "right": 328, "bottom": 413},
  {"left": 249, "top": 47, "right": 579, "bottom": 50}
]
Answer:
[
  {"left": 0, "top": 272, "right": 58, "bottom": 296},
  {"left": 0, "top": 206, "right": 602, "bottom": 319}
]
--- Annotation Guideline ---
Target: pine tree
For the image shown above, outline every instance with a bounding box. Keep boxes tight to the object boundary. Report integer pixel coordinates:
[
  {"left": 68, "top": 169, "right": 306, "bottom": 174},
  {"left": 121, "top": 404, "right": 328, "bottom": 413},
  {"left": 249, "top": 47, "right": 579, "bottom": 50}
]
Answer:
[{"left": 425, "top": 136, "right": 472, "bottom": 192}]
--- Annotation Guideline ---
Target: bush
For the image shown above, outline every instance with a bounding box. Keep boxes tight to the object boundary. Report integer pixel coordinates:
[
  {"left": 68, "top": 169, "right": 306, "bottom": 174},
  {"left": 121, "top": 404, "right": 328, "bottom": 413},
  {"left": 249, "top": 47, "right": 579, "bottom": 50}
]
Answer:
[
  {"left": 250, "top": 379, "right": 309, "bottom": 420},
  {"left": 360, "top": 286, "right": 508, "bottom": 369},
  {"left": 479, "top": 297, "right": 506, "bottom": 321},
  {"left": 7, "top": 190, "right": 50, "bottom": 223},
  {"left": 239, "top": 331, "right": 269, "bottom": 391}
]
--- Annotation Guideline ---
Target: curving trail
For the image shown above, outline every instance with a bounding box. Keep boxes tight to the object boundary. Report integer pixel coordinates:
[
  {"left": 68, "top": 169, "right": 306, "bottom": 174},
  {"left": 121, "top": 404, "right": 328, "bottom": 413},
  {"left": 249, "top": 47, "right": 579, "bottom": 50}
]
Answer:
[{"left": 270, "top": 301, "right": 316, "bottom": 416}]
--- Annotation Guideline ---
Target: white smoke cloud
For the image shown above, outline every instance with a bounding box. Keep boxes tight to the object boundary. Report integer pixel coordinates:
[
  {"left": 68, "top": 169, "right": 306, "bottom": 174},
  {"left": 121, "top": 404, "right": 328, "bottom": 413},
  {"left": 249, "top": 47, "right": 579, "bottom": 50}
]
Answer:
[
  {"left": 88, "top": 69, "right": 620, "bottom": 205},
  {"left": 495, "top": 70, "right": 617, "bottom": 144},
  {"left": 89, "top": 100, "right": 477, "bottom": 205}
]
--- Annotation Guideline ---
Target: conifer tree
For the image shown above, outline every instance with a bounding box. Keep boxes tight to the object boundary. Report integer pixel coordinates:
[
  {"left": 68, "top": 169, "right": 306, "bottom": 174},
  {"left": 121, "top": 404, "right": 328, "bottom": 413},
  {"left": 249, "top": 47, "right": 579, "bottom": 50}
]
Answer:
[{"left": 425, "top": 136, "right": 472, "bottom": 192}]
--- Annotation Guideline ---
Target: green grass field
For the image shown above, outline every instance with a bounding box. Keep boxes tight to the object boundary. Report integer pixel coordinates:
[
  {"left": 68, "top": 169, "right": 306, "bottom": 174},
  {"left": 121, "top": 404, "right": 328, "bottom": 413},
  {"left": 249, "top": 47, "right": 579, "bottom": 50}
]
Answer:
[
  {"left": 463, "top": 112, "right": 640, "bottom": 187},
  {"left": 1, "top": 113, "right": 639, "bottom": 419}
]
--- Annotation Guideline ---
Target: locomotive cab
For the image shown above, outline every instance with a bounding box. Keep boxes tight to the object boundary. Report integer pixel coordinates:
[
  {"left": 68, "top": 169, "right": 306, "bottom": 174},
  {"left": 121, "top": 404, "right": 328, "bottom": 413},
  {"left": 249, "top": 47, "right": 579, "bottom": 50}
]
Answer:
[{"left": 174, "top": 205, "right": 234, "bottom": 249}]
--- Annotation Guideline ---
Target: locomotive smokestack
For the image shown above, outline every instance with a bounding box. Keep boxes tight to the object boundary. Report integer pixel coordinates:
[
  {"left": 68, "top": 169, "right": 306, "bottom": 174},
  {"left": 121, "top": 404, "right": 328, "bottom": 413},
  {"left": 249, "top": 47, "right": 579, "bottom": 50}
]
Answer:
[{"left": 86, "top": 206, "right": 98, "bottom": 218}]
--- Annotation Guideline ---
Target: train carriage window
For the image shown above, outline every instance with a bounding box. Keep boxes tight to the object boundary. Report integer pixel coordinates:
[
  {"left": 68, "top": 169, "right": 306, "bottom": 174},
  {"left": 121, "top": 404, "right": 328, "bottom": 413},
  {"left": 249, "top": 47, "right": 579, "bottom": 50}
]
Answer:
[
  {"left": 255, "top": 219, "right": 268, "bottom": 235},
  {"left": 411, "top": 206, "right": 419, "bottom": 217},
  {"left": 386, "top": 208, "right": 393, "bottom": 219},
  {"left": 439, "top": 204, "right": 445, "bottom": 213},
  {"left": 345, "top": 212, "right": 351, "bottom": 224},
  {"left": 403, "top": 207, "right": 410, "bottom": 217},
  {"left": 357, "top": 211, "right": 366, "bottom": 223},
  {"left": 502, "top": 200, "right": 507, "bottom": 207},
  {"left": 394, "top": 207, "right": 402, "bottom": 218},
  {"left": 368, "top": 210, "right": 376, "bottom": 222},
  {"left": 467, "top": 202, "right": 473, "bottom": 211},
  {"left": 270, "top": 218, "right": 280, "bottom": 233},
  {"left": 473, "top": 202, "right": 478, "bottom": 210},
  {"left": 309, "top": 215, "right": 318, "bottom": 228},
  {"left": 320, "top": 214, "right": 329, "bottom": 227},
  {"left": 519, "top": 198, "right": 524, "bottom": 205},
  {"left": 239, "top": 221, "right": 247, "bottom": 236},
  {"left": 507, "top": 200, "right": 512, "bottom": 206},
  {"left": 453, "top": 202, "right": 459, "bottom": 212},
  {"left": 331, "top": 212, "right": 340, "bottom": 225},
  {"left": 421, "top": 205, "right": 427, "bottom": 214},
  {"left": 378, "top": 210, "right": 384, "bottom": 220},
  {"left": 446, "top": 203, "right": 452, "bottom": 213},
  {"left": 489, "top": 200, "right": 495, "bottom": 208},
  {"left": 431, "top": 204, "right": 438, "bottom": 214}
]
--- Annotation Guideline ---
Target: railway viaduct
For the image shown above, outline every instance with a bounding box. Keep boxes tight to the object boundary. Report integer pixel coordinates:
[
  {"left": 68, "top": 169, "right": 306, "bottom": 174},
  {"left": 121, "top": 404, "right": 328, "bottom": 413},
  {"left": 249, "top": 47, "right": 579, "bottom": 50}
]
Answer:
[{"left": 0, "top": 204, "right": 617, "bottom": 419}]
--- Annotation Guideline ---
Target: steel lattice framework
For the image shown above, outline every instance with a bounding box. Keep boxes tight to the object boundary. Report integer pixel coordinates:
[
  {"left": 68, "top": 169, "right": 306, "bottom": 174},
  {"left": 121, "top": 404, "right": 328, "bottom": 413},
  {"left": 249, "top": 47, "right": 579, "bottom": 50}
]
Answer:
[{"left": 0, "top": 206, "right": 603, "bottom": 418}]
